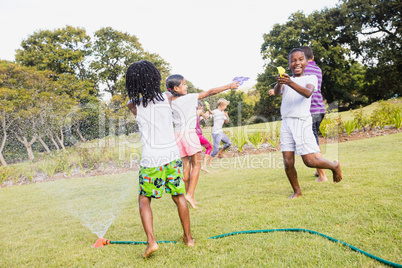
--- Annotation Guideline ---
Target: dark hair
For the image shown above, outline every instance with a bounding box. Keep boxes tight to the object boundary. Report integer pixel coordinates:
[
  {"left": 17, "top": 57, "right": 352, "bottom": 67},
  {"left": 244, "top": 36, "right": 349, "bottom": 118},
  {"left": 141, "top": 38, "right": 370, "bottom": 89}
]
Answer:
[
  {"left": 126, "top": 60, "right": 164, "bottom": 108},
  {"left": 300, "top": 46, "right": 314, "bottom": 60},
  {"left": 197, "top": 101, "right": 203, "bottom": 107},
  {"left": 288, "top": 48, "right": 306, "bottom": 61},
  {"left": 166, "top": 74, "right": 185, "bottom": 97}
]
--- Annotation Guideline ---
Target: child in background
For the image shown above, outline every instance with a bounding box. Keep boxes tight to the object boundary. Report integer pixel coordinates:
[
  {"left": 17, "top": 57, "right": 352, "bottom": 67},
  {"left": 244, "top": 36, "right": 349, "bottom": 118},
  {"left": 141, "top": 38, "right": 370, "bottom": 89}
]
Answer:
[
  {"left": 167, "top": 74, "right": 239, "bottom": 208},
  {"left": 126, "top": 61, "right": 194, "bottom": 257},
  {"left": 207, "top": 98, "right": 232, "bottom": 165},
  {"left": 300, "top": 46, "right": 327, "bottom": 182},
  {"left": 271, "top": 48, "right": 342, "bottom": 199},
  {"left": 196, "top": 101, "right": 213, "bottom": 173}
]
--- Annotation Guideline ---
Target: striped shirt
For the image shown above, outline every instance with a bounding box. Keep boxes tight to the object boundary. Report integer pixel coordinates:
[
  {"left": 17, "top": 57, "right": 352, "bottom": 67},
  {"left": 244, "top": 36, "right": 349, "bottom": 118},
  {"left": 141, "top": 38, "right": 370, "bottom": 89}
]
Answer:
[{"left": 305, "top": 61, "right": 325, "bottom": 114}]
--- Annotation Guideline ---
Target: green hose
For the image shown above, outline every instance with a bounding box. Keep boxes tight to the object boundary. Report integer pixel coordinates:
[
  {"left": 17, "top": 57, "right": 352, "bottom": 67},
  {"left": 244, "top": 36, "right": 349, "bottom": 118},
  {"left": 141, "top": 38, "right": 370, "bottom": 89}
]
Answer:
[
  {"left": 109, "top": 240, "right": 177, "bottom": 245},
  {"left": 207, "top": 228, "right": 401, "bottom": 268},
  {"left": 104, "top": 228, "right": 401, "bottom": 267}
]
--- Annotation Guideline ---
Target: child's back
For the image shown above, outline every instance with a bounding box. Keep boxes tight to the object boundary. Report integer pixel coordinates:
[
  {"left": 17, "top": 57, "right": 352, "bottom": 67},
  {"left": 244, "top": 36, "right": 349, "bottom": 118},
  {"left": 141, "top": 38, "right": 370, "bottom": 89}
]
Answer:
[{"left": 136, "top": 93, "right": 180, "bottom": 167}]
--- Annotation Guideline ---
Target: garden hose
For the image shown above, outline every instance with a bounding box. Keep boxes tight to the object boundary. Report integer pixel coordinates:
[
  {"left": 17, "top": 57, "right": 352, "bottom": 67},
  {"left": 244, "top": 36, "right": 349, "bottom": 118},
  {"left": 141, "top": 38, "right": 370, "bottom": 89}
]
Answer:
[{"left": 92, "top": 228, "right": 401, "bottom": 268}]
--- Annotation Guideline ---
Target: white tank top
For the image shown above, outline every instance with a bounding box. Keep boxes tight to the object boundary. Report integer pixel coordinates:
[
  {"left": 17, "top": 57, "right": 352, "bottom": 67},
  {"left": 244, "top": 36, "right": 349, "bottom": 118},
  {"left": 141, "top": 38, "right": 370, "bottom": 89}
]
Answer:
[{"left": 136, "top": 93, "right": 180, "bottom": 167}]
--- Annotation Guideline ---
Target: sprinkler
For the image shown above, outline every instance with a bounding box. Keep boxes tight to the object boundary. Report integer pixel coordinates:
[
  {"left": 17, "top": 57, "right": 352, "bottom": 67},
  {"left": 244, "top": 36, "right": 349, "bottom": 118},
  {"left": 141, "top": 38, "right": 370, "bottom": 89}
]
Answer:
[{"left": 92, "top": 238, "right": 110, "bottom": 248}]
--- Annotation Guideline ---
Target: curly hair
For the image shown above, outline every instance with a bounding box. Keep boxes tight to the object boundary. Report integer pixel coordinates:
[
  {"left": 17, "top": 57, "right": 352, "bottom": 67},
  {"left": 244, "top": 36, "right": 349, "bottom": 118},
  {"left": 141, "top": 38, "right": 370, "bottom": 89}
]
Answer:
[
  {"left": 126, "top": 60, "right": 164, "bottom": 107},
  {"left": 166, "top": 74, "right": 185, "bottom": 97},
  {"left": 288, "top": 48, "right": 306, "bottom": 61}
]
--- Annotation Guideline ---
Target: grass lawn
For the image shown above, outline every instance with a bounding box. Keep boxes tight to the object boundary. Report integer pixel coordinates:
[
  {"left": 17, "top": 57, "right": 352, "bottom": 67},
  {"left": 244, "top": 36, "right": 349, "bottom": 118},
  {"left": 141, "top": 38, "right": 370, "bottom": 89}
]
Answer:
[{"left": 1, "top": 133, "right": 401, "bottom": 267}]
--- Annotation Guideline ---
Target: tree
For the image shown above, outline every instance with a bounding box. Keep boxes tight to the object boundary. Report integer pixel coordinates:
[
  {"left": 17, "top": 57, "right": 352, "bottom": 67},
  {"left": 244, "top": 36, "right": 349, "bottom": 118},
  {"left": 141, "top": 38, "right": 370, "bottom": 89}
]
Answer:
[
  {"left": 90, "top": 27, "right": 170, "bottom": 97},
  {"left": 220, "top": 90, "right": 253, "bottom": 127},
  {"left": 15, "top": 25, "right": 92, "bottom": 80},
  {"left": 0, "top": 86, "right": 17, "bottom": 166},
  {"left": 338, "top": 0, "right": 401, "bottom": 102},
  {"left": 0, "top": 61, "right": 77, "bottom": 161}
]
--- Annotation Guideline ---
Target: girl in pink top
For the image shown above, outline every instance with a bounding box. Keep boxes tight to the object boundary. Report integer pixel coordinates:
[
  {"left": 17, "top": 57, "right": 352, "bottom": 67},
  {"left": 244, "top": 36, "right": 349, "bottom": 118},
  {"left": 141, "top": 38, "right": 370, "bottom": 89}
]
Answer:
[{"left": 196, "top": 101, "right": 212, "bottom": 173}]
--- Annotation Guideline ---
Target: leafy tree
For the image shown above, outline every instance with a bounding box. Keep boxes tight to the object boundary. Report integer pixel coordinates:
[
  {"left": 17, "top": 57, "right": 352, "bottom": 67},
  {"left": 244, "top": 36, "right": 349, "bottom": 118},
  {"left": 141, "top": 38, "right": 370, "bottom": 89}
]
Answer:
[
  {"left": 90, "top": 27, "right": 170, "bottom": 97},
  {"left": 338, "top": 0, "right": 401, "bottom": 102},
  {"left": 0, "top": 61, "right": 77, "bottom": 161},
  {"left": 220, "top": 90, "right": 253, "bottom": 127},
  {"left": 15, "top": 25, "right": 92, "bottom": 80},
  {"left": 0, "top": 86, "right": 17, "bottom": 166},
  {"left": 55, "top": 73, "right": 100, "bottom": 142}
]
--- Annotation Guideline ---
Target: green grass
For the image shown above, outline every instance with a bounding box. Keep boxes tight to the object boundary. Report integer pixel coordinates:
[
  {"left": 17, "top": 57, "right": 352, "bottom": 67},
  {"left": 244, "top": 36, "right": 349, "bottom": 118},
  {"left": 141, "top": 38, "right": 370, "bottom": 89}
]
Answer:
[{"left": 1, "top": 133, "right": 401, "bottom": 267}]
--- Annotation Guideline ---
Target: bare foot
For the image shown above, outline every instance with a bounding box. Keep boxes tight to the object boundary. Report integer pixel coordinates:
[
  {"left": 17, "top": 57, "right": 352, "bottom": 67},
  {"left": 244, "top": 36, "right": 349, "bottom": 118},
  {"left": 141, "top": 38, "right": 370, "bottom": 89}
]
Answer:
[
  {"left": 315, "top": 176, "right": 328, "bottom": 182},
  {"left": 194, "top": 199, "right": 201, "bottom": 205},
  {"left": 288, "top": 192, "right": 302, "bottom": 199},
  {"left": 183, "top": 236, "right": 195, "bottom": 247},
  {"left": 200, "top": 166, "right": 210, "bottom": 173},
  {"left": 185, "top": 195, "right": 198, "bottom": 209},
  {"left": 142, "top": 243, "right": 159, "bottom": 258},
  {"left": 218, "top": 153, "right": 227, "bottom": 158},
  {"left": 332, "top": 160, "right": 343, "bottom": 183}
]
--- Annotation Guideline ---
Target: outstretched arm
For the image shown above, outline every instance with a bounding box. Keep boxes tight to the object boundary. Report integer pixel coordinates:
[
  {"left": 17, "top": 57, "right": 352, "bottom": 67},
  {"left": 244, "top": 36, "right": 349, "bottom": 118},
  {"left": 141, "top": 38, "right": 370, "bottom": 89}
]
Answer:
[{"left": 198, "top": 82, "right": 239, "bottom": 100}]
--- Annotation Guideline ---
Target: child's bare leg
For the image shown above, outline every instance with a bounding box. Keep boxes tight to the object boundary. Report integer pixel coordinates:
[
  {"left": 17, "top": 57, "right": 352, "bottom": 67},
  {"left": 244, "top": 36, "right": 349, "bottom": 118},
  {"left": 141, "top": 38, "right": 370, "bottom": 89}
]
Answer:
[
  {"left": 283, "top": 151, "right": 302, "bottom": 198},
  {"left": 201, "top": 154, "right": 210, "bottom": 173},
  {"left": 207, "top": 155, "right": 214, "bottom": 166},
  {"left": 217, "top": 148, "right": 227, "bottom": 158},
  {"left": 138, "top": 195, "right": 158, "bottom": 257},
  {"left": 185, "top": 153, "right": 201, "bottom": 208},
  {"left": 172, "top": 194, "right": 195, "bottom": 246},
  {"left": 181, "top": 157, "right": 191, "bottom": 192},
  {"left": 301, "top": 154, "right": 342, "bottom": 183},
  {"left": 313, "top": 151, "right": 327, "bottom": 182}
]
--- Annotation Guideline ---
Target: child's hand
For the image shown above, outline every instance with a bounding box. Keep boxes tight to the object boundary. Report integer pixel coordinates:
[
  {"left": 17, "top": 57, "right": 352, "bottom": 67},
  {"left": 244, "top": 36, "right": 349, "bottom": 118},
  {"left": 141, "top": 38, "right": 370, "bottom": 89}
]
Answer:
[
  {"left": 229, "top": 82, "right": 240, "bottom": 90},
  {"left": 276, "top": 73, "right": 290, "bottom": 85}
]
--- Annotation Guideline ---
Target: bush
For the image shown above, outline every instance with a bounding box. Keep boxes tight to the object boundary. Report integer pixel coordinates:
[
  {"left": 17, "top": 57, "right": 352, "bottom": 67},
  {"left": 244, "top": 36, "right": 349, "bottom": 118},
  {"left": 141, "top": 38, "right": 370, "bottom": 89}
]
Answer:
[
  {"left": 248, "top": 131, "right": 264, "bottom": 149},
  {"left": 344, "top": 120, "right": 357, "bottom": 136},
  {"left": 233, "top": 129, "right": 248, "bottom": 152},
  {"left": 264, "top": 124, "right": 281, "bottom": 150},
  {"left": 392, "top": 112, "right": 402, "bottom": 129},
  {"left": 369, "top": 102, "right": 401, "bottom": 130},
  {"left": 319, "top": 116, "right": 344, "bottom": 138},
  {"left": 352, "top": 106, "right": 368, "bottom": 130}
]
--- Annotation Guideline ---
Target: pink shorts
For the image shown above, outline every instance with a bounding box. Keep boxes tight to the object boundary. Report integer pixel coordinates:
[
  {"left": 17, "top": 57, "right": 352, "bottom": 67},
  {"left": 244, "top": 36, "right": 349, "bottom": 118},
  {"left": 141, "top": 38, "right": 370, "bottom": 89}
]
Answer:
[{"left": 174, "top": 130, "right": 202, "bottom": 157}]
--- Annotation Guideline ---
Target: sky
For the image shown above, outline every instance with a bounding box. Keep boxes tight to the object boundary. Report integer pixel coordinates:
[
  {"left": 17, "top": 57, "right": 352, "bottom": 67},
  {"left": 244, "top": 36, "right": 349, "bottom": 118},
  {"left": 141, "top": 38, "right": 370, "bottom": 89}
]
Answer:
[{"left": 0, "top": 0, "right": 340, "bottom": 92}]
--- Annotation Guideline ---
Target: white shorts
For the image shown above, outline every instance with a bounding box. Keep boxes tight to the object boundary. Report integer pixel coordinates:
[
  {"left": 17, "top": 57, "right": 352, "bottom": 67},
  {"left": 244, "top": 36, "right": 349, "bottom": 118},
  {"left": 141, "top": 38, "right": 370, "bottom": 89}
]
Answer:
[{"left": 280, "top": 117, "right": 320, "bottom": 156}]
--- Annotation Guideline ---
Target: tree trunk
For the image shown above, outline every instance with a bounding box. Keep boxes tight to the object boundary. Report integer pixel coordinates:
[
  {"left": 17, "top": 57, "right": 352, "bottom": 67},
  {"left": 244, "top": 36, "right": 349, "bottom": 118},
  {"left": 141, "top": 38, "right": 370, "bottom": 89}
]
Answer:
[
  {"left": 38, "top": 136, "right": 51, "bottom": 153},
  {"left": 0, "top": 152, "right": 7, "bottom": 167},
  {"left": 56, "top": 126, "right": 66, "bottom": 150},
  {"left": 75, "top": 122, "right": 86, "bottom": 142},
  {"left": 48, "top": 134, "right": 60, "bottom": 151},
  {"left": 0, "top": 115, "right": 9, "bottom": 166},
  {"left": 15, "top": 134, "right": 37, "bottom": 161},
  {"left": 0, "top": 125, "right": 7, "bottom": 166}
]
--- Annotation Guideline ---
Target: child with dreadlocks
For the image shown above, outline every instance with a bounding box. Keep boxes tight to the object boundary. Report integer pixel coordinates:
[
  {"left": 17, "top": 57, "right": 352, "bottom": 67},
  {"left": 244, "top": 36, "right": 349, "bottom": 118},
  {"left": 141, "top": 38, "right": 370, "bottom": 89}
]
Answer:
[
  {"left": 126, "top": 60, "right": 194, "bottom": 258},
  {"left": 166, "top": 74, "right": 239, "bottom": 208}
]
